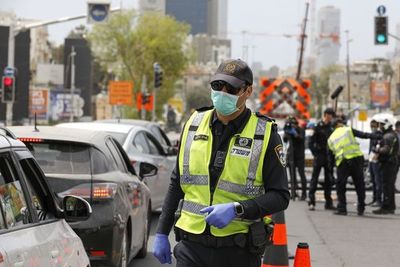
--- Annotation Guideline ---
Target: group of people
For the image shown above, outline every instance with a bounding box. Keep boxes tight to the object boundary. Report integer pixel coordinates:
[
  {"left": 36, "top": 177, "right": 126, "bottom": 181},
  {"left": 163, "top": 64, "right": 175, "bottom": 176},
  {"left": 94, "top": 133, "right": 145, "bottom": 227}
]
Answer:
[{"left": 284, "top": 108, "right": 399, "bottom": 216}]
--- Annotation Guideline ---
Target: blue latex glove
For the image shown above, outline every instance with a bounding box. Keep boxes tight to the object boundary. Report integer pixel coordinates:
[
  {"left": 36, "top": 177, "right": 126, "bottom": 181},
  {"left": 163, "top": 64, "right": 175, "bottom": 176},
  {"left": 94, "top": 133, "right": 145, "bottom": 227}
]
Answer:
[
  {"left": 199, "top": 203, "right": 236, "bottom": 229},
  {"left": 153, "top": 233, "right": 172, "bottom": 264}
]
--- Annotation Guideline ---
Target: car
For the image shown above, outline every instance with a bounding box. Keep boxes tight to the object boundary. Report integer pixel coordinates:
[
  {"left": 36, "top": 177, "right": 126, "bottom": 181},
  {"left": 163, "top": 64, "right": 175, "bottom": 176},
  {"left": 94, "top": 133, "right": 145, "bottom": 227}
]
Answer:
[
  {"left": 96, "top": 119, "right": 178, "bottom": 152},
  {"left": 57, "top": 122, "right": 176, "bottom": 212},
  {"left": 8, "top": 126, "right": 154, "bottom": 267},
  {"left": 0, "top": 127, "right": 91, "bottom": 267}
]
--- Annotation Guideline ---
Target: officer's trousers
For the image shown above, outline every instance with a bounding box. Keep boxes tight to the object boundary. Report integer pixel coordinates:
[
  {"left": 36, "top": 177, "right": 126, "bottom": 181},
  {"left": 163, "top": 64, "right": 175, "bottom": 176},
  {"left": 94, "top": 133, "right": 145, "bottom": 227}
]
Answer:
[
  {"left": 308, "top": 156, "right": 333, "bottom": 207},
  {"left": 369, "top": 162, "right": 382, "bottom": 203},
  {"left": 290, "top": 158, "right": 307, "bottom": 196},
  {"left": 380, "top": 162, "right": 397, "bottom": 211},
  {"left": 336, "top": 156, "right": 365, "bottom": 212},
  {"left": 173, "top": 240, "right": 261, "bottom": 267}
]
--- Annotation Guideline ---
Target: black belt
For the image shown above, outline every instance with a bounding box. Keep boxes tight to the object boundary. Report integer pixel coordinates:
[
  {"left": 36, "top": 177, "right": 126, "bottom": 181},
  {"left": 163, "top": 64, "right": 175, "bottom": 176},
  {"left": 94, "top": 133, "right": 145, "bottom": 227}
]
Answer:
[{"left": 177, "top": 230, "right": 247, "bottom": 248}]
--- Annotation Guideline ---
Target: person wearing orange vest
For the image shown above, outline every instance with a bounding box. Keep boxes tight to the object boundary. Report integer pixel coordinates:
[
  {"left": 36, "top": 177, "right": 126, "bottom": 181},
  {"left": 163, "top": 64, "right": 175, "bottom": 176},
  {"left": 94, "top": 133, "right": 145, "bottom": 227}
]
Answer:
[{"left": 153, "top": 59, "right": 289, "bottom": 267}]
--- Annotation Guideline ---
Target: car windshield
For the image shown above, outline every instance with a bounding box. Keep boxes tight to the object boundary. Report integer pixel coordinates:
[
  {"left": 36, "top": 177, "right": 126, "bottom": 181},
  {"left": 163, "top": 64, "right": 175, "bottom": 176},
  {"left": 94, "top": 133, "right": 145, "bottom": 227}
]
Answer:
[{"left": 24, "top": 142, "right": 91, "bottom": 174}]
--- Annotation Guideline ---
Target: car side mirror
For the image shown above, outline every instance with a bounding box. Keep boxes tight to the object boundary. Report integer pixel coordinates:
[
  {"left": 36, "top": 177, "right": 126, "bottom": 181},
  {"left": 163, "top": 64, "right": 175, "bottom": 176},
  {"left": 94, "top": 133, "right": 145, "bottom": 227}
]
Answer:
[
  {"left": 139, "top": 162, "right": 158, "bottom": 178},
  {"left": 63, "top": 195, "right": 92, "bottom": 222}
]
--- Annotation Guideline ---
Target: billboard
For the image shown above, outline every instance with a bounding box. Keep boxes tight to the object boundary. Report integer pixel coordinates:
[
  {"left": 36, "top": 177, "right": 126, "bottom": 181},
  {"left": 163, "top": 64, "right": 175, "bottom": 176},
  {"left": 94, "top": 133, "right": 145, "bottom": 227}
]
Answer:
[
  {"left": 49, "top": 90, "right": 84, "bottom": 121},
  {"left": 370, "top": 80, "right": 390, "bottom": 109},
  {"left": 29, "top": 89, "right": 49, "bottom": 121}
]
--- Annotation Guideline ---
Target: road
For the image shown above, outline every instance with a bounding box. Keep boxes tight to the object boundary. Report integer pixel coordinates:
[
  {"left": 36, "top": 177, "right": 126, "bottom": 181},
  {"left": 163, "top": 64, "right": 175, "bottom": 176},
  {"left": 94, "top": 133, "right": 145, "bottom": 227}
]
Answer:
[{"left": 131, "top": 191, "right": 400, "bottom": 267}]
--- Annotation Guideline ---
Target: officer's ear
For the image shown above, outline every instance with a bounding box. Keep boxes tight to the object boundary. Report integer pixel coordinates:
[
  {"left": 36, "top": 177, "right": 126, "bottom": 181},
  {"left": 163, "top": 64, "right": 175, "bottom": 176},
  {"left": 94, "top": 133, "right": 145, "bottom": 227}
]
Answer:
[{"left": 246, "top": 85, "right": 253, "bottom": 98}]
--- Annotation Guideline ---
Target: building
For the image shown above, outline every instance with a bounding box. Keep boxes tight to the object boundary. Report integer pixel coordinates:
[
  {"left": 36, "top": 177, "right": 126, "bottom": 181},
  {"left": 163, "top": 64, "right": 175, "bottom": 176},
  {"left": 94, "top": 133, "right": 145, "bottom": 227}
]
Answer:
[
  {"left": 189, "top": 34, "right": 231, "bottom": 65},
  {"left": 139, "top": 0, "right": 166, "bottom": 14},
  {"left": 166, "top": 0, "right": 227, "bottom": 38},
  {"left": 315, "top": 6, "right": 341, "bottom": 71}
]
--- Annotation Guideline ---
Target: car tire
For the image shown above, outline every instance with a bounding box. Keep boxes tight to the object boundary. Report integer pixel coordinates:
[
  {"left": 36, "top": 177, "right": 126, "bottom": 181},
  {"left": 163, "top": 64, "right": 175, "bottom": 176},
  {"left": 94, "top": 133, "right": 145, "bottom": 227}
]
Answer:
[
  {"left": 135, "top": 206, "right": 151, "bottom": 259},
  {"left": 120, "top": 227, "right": 129, "bottom": 267}
]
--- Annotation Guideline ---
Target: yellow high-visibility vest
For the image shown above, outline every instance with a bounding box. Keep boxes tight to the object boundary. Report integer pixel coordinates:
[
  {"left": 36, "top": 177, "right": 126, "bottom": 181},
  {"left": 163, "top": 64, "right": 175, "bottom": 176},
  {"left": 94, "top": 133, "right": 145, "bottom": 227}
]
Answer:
[
  {"left": 328, "top": 126, "right": 363, "bottom": 166},
  {"left": 175, "top": 109, "right": 273, "bottom": 236}
]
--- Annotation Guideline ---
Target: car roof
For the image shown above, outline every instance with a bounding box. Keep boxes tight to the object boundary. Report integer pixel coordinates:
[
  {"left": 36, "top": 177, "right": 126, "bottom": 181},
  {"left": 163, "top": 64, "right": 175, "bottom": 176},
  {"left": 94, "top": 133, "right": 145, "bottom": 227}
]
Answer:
[
  {"left": 0, "top": 128, "right": 26, "bottom": 149},
  {"left": 7, "top": 126, "right": 110, "bottom": 145},
  {"left": 96, "top": 119, "right": 159, "bottom": 128},
  {"left": 57, "top": 122, "right": 145, "bottom": 134}
]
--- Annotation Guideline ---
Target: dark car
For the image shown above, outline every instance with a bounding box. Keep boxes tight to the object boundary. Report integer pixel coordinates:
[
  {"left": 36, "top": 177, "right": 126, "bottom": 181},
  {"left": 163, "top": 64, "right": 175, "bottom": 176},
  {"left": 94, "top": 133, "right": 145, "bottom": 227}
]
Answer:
[
  {"left": 0, "top": 128, "right": 91, "bottom": 266},
  {"left": 8, "top": 126, "right": 155, "bottom": 267}
]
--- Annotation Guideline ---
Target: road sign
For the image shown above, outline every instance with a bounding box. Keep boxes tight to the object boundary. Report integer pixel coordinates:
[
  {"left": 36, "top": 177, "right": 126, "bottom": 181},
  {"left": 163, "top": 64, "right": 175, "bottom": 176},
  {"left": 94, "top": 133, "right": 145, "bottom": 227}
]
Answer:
[
  {"left": 87, "top": 1, "right": 110, "bottom": 24},
  {"left": 108, "top": 81, "right": 133, "bottom": 106},
  {"left": 358, "top": 110, "right": 368, "bottom": 122},
  {"left": 3, "top": 67, "right": 15, "bottom": 76},
  {"left": 377, "top": 5, "right": 386, "bottom": 16}
]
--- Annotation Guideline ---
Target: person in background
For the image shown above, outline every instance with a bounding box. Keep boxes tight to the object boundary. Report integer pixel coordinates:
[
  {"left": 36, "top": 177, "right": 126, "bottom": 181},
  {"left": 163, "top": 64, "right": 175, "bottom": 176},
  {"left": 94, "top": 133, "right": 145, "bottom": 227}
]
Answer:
[
  {"left": 308, "top": 108, "right": 336, "bottom": 211},
  {"left": 283, "top": 116, "right": 307, "bottom": 200},
  {"left": 367, "top": 119, "right": 383, "bottom": 207},
  {"left": 394, "top": 120, "right": 400, "bottom": 193},
  {"left": 373, "top": 116, "right": 399, "bottom": 215},
  {"left": 328, "top": 115, "right": 380, "bottom": 216}
]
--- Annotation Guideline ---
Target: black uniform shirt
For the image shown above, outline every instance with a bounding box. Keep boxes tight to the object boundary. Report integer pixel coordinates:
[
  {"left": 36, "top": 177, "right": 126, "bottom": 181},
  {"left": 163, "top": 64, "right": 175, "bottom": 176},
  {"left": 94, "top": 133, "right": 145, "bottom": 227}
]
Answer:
[
  {"left": 156, "top": 107, "right": 290, "bottom": 235},
  {"left": 309, "top": 120, "right": 333, "bottom": 159}
]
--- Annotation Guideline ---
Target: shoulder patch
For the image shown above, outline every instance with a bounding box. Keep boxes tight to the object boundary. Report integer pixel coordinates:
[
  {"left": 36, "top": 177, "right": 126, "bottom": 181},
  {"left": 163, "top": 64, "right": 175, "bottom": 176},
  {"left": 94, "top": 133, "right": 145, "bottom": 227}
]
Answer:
[
  {"left": 274, "top": 144, "right": 286, "bottom": 167},
  {"left": 196, "top": 106, "right": 214, "bottom": 112},
  {"left": 255, "top": 112, "right": 275, "bottom": 122}
]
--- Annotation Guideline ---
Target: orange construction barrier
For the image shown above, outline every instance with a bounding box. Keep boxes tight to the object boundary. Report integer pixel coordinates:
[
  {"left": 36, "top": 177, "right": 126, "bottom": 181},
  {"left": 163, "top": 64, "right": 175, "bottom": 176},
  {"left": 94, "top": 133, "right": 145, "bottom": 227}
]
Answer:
[
  {"left": 262, "top": 211, "right": 289, "bottom": 267},
  {"left": 293, "top": 243, "right": 311, "bottom": 267}
]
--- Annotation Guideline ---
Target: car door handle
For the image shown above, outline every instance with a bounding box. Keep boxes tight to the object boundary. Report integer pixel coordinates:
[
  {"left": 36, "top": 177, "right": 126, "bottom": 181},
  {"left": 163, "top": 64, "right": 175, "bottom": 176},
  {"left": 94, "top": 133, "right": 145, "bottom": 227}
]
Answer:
[{"left": 51, "top": 249, "right": 59, "bottom": 258}]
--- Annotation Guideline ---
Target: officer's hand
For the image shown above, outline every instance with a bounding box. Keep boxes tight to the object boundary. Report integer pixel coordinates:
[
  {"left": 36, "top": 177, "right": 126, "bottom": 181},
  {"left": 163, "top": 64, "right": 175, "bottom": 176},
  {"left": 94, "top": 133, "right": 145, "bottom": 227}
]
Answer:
[
  {"left": 153, "top": 233, "right": 172, "bottom": 264},
  {"left": 200, "top": 203, "right": 236, "bottom": 228}
]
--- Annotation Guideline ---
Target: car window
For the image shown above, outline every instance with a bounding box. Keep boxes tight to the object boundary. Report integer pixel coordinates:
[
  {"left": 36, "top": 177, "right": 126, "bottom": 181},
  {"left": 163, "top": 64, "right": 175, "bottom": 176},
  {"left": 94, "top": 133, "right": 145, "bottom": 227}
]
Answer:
[
  {"left": 106, "top": 139, "right": 128, "bottom": 173},
  {"left": 145, "top": 133, "right": 162, "bottom": 156},
  {"left": 19, "top": 158, "right": 47, "bottom": 220},
  {"left": 0, "top": 153, "right": 30, "bottom": 229},
  {"left": 91, "top": 147, "right": 113, "bottom": 174},
  {"left": 133, "top": 132, "right": 150, "bottom": 154},
  {"left": 24, "top": 142, "right": 91, "bottom": 175},
  {"left": 151, "top": 126, "right": 168, "bottom": 147}
]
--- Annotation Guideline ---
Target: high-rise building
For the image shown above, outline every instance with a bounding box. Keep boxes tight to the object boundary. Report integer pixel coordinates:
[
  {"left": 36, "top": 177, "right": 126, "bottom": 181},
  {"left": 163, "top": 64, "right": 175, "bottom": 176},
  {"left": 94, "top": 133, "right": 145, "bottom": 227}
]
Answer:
[
  {"left": 189, "top": 34, "right": 231, "bottom": 65},
  {"left": 315, "top": 6, "right": 341, "bottom": 71},
  {"left": 166, "top": 0, "right": 227, "bottom": 38}
]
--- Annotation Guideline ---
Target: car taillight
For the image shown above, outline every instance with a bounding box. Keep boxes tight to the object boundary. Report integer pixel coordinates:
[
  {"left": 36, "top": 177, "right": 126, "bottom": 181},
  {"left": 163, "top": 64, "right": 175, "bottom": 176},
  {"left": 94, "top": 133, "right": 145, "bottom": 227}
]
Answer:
[
  {"left": 58, "top": 183, "right": 117, "bottom": 200},
  {"left": 0, "top": 251, "right": 4, "bottom": 263}
]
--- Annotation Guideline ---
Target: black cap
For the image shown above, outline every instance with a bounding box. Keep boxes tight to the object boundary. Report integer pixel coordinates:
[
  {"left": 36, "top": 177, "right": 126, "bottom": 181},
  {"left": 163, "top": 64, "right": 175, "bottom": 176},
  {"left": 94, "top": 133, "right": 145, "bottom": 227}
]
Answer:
[
  {"left": 324, "top": 107, "right": 335, "bottom": 116},
  {"left": 210, "top": 59, "right": 253, "bottom": 88}
]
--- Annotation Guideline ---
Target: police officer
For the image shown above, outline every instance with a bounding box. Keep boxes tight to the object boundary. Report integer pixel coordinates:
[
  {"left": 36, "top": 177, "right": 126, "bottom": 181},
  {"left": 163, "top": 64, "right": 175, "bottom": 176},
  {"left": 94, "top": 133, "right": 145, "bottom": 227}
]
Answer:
[
  {"left": 328, "top": 115, "right": 379, "bottom": 215},
  {"left": 152, "top": 59, "right": 290, "bottom": 267},
  {"left": 308, "top": 108, "right": 335, "bottom": 210},
  {"left": 283, "top": 116, "right": 307, "bottom": 200},
  {"left": 373, "top": 115, "right": 399, "bottom": 215},
  {"left": 367, "top": 119, "right": 382, "bottom": 207}
]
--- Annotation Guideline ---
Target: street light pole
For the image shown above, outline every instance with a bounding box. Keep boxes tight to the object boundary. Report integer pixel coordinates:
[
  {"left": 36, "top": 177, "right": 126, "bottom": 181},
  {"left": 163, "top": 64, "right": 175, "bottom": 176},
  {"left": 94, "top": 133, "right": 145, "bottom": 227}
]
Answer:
[
  {"left": 69, "top": 46, "right": 76, "bottom": 122},
  {"left": 346, "top": 30, "right": 351, "bottom": 111},
  {"left": 5, "top": 23, "right": 16, "bottom": 126}
]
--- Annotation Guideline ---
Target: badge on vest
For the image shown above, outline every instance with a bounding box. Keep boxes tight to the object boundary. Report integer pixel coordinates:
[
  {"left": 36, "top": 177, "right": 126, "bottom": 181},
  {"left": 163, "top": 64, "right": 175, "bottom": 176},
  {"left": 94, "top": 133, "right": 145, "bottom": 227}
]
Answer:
[
  {"left": 234, "top": 137, "right": 253, "bottom": 149},
  {"left": 194, "top": 134, "right": 208, "bottom": 141},
  {"left": 274, "top": 144, "right": 286, "bottom": 167}
]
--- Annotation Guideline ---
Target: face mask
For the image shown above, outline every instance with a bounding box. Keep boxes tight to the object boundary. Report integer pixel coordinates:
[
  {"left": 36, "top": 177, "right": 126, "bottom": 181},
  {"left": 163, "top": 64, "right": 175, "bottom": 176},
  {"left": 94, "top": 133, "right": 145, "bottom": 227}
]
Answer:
[{"left": 211, "top": 89, "right": 245, "bottom": 116}]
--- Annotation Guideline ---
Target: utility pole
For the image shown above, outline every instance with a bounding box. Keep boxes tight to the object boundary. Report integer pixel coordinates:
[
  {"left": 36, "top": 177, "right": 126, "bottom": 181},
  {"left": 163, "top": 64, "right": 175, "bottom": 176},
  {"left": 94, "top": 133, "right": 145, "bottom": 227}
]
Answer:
[
  {"left": 69, "top": 46, "right": 76, "bottom": 122},
  {"left": 296, "top": 1, "right": 310, "bottom": 80},
  {"left": 5, "top": 23, "right": 16, "bottom": 126},
  {"left": 345, "top": 30, "right": 351, "bottom": 111},
  {"left": 141, "top": 74, "right": 147, "bottom": 120}
]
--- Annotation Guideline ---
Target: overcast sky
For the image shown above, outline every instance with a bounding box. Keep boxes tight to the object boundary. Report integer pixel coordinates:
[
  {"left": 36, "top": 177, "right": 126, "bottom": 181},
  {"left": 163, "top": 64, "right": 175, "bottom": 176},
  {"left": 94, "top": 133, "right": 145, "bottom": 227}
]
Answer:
[{"left": 1, "top": 0, "right": 400, "bottom": 69}]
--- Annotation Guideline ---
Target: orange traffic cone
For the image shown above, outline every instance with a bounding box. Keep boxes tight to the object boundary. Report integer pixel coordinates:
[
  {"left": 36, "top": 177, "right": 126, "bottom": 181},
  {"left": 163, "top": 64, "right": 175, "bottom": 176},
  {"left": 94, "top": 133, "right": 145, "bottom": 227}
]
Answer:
[
  {"left": 293, "top": 242, "right": 311, "bottom": 267},
  {"left": 262, "top": 211, "right": 289, "bottom": 267}
]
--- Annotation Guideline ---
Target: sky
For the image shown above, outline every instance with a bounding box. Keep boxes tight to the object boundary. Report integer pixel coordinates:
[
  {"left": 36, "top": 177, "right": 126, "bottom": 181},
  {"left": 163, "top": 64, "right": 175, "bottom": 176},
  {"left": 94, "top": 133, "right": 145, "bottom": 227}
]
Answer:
[{"left": 1, "top": 0, "right": 400, "bottom": 70}]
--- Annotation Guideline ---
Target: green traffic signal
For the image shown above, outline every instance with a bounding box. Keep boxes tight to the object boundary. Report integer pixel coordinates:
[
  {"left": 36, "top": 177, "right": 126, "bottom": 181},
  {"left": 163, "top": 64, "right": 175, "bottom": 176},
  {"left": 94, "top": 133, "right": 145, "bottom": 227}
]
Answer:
[
  {"left": 375, "top": 16, "right": 388, "bottom": 45},
  {"left": 376, "top": 34, "right": 387, "bottom": 43}
]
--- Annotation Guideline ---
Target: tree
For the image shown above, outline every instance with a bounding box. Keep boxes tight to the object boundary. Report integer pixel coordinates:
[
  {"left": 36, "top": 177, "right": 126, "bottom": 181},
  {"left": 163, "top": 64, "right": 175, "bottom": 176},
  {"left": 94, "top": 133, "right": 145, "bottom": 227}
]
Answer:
[{"left": 88, "top": 10, "right": 191, "bottom": 118}]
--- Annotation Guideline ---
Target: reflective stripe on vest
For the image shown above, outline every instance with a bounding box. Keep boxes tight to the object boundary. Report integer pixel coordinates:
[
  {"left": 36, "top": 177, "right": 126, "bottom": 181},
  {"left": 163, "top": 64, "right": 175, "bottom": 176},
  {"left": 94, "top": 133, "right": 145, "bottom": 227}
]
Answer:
[
  {"left": 176, "top": 110, "right": 272, "bottom": 236},
  {"left": 328, "top": 126, "right": 363, "bottom": 166}
]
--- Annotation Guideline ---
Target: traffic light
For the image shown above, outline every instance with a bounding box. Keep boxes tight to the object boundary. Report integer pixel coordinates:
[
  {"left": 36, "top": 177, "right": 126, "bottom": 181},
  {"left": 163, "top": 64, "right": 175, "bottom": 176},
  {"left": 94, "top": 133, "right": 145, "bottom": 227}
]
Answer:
[
  {"left": 153, "top": 62, "right": 163, "bottom": 88},
  {"left": 1, "top": 75, "right": 15, "bottom": 103},
  {"left": 375, "top": 16, "right": 388, "bottom": 45},
  {"left": 142, "top": 93, "right": 151, "bottom": 105}
]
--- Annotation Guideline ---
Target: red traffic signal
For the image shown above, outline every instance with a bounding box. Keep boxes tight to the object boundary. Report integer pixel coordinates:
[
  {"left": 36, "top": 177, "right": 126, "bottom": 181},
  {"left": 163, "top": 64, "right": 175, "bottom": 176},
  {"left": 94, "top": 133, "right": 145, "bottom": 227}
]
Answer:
[{"left": 2, "top": 75, "right": 15, "bottom": 103}]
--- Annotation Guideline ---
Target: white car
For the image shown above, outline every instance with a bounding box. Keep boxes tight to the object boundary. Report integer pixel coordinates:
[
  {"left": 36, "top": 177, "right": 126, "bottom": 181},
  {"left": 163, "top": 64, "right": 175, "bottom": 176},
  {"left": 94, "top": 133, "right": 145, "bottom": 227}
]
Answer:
[
  {"left": 57, "top": 122, "right": 176, "bottom": 211},
  {"left": 0, "top": 127, "right": 91, "bottom": 267}
]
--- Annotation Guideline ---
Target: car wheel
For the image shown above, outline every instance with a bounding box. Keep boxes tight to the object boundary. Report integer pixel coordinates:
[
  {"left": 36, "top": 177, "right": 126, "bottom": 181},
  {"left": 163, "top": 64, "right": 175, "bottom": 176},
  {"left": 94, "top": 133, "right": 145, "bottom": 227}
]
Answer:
[
  {"left": 120, "top": 228, "right": 129, "bottom": 267},
  {"left": 135, "top": 206, "right": 151, "bottom": 259}
]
